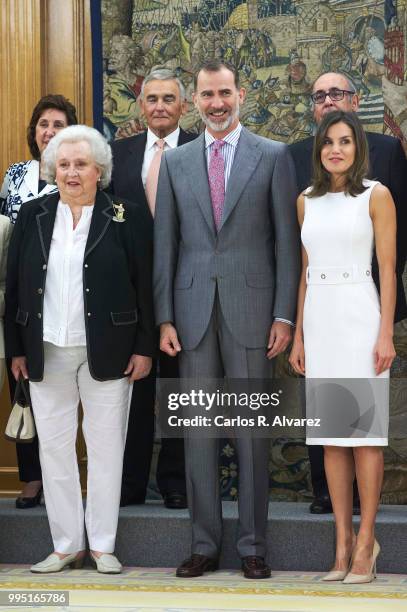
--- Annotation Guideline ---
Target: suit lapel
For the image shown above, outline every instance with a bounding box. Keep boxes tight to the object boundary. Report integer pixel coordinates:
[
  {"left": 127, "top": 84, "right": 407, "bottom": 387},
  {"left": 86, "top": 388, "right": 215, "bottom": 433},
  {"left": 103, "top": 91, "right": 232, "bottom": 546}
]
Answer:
[
  {"left": 128, "top": 131, "right": 147, "bottom": 171},
  {"left": 127, "top": 132, "right": 147, "bottom": 204},
  {"left": 178, "top": 128, "right": 193, "bottom": 145},
  {"left": 219, "top": 128, "right": 262, "bottom": 231},
  {"left": 367, "top": 134, "right": 377, "bottom": 179},
  {"left": 36, "top": 193, "right": 59, "bottom": 262},
  {"left": 185, "top": 134, "right": 216, "bottom": 235},
  {"left": 84, "top": 191, "right": 114, "bottom": 258},
  {"left": 35, "top": 192, "right": 114, "bottom": 262}
]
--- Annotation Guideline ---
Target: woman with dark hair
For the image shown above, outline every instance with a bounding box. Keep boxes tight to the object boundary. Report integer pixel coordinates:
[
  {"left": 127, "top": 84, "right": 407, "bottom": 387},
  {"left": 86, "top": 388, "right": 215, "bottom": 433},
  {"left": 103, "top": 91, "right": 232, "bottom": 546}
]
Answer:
[
  {"left": 1, "top": 94, "right": 78, "bottom": 222},
  {"left": 0, "top": 94, "right": 77, "bottom": 509},
  {"left": 290, "top": 111, "right": 396, "bottom": 583}
]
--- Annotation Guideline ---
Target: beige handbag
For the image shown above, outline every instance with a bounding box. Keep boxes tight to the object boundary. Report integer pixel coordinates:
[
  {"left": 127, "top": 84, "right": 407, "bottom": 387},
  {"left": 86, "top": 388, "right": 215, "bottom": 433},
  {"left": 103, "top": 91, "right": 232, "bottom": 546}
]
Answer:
[{"left": 5, "top": 377, "right": 36, "bottom": 443}]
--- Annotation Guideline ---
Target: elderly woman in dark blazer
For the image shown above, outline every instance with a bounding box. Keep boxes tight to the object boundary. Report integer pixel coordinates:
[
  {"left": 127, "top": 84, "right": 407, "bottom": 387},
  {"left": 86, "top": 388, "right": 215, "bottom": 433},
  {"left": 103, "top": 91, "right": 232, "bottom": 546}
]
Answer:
[{"left": 5, "top": 125, "right": 155, "bottom": 573}]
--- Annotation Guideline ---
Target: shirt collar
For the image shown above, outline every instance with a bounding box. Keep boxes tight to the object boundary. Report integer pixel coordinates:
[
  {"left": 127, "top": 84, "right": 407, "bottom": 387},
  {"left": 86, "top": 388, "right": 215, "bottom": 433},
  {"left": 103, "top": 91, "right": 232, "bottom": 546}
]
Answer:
[
  {"left": 146, "top": 126, "right": 180, "bottom": 151},
  {"left": 205, "top": 122, "right": 242, "bottom": 149}
]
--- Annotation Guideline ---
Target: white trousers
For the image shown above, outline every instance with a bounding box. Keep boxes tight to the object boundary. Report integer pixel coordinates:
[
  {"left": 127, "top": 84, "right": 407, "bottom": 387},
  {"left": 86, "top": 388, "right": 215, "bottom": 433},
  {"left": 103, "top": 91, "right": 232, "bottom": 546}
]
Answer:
[{"left": 29, "top": 343, "right": 131, "bottom": 554}]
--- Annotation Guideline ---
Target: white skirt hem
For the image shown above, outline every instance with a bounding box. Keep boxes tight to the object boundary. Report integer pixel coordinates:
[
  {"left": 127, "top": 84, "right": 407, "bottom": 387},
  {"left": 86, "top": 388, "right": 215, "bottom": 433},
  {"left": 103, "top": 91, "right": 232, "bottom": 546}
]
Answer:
[{"left": 306, "top": 437, "right": 387, "bottom": 447}]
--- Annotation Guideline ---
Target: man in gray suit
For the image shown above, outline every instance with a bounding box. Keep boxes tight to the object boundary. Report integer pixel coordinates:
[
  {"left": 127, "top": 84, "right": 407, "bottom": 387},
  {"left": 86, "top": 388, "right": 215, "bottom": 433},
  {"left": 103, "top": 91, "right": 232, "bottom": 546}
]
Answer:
[{"left": 154, "top": 60, "right": 300, "bottom": 579}]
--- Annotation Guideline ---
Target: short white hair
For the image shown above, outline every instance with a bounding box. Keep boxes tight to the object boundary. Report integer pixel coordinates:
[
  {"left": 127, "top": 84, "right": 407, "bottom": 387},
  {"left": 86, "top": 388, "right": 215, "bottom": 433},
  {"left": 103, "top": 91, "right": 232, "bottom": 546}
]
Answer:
[
  {"left": 42, "top": 125, "right": 112, "bottom": 189},
  {"left": 140, "top": 69, "right": 186, "bottom": 100}
]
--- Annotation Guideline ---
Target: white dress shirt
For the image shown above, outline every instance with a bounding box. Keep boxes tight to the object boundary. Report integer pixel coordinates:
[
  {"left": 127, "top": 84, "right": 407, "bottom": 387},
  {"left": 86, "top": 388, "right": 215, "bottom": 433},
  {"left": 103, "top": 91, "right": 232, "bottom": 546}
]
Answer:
[
  {"left": 141, "top": 127, "right": 180, "bottom": 187},
  {"left": 43, "top": 201, "right": 94, "bottom": 347}
]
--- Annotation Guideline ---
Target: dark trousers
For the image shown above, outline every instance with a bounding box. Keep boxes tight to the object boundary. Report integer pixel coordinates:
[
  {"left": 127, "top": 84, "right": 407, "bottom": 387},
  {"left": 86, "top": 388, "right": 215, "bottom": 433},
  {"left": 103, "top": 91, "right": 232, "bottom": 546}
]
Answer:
[
  {"left": 121, "top": 351, "right": 186, "bottom": 500},
  {"left": 308, "top": 445, "right": 327, "bottom": 497},
  {"left": 6, "top": 359, "right": 42, "bottom": 483}
]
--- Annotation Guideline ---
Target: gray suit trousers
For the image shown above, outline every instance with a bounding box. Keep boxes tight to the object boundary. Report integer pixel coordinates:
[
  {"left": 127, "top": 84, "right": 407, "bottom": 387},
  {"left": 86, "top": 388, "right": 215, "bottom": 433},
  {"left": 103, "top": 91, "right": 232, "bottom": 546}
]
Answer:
[{"left": 179, "top": 294, "right": 272, "bottom": 558}]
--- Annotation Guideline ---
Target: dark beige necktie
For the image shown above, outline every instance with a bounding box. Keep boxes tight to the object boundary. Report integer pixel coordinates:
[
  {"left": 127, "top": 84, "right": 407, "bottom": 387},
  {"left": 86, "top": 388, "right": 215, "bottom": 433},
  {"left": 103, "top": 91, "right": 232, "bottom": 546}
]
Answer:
[{"left": 145, "top": 139, "right": 165, "bottom": 216}]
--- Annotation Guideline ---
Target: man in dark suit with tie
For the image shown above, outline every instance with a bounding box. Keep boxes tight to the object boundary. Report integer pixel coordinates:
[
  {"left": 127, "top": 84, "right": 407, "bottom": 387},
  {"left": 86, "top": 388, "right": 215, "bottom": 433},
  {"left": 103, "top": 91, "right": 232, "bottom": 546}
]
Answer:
[
  {"left": 289, "top": 71, "right": 407, "bottom": 515},
  {"left": 110, "top": 69, "right": 197, "bottom": 509}
]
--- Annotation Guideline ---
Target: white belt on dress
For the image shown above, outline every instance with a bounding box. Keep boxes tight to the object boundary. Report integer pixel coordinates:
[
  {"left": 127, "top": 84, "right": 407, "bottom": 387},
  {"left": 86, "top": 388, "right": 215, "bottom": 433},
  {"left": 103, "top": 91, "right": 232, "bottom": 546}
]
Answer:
[{"left": 306, "top": 264, "right": 373, "bottom": 285}]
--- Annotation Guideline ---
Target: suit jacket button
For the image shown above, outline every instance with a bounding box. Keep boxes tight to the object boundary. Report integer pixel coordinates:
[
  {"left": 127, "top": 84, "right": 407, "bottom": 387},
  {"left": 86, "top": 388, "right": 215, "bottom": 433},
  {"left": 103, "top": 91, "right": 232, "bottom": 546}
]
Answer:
[
  {"left": 86, "top": 288, "right": 90, "bottom": 292},
  {"left": 37, "top": 313, "right": 42, "bottom": 319},
  {"left": 84, "top": 264, "right": 88, "bottom": 268},
  {"left": 87, "top": 312, "right": 91, "bottom": 317},
  {"left": 37, "top": 288, "right": 43, "bottom": 294},
  {"left": 42, "top": 264, "right": 47, "bottom": 270}
]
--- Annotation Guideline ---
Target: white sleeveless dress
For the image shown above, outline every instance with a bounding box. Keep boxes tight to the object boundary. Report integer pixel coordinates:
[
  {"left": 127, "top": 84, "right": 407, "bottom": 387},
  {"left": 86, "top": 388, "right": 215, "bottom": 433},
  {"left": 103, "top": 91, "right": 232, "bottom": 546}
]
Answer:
[{"left": 301, "top": 180, "right": 389, "bottom": 447}]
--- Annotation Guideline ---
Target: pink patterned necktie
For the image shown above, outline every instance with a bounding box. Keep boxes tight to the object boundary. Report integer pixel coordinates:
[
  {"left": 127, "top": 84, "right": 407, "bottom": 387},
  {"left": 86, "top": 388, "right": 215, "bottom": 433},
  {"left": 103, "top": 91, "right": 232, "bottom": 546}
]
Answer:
[
  {"left": 208, "top": 140, "right": 225, "bottom": 230},
  {"left": 145, "top": 138, "right": 165, "bottom": 216}
]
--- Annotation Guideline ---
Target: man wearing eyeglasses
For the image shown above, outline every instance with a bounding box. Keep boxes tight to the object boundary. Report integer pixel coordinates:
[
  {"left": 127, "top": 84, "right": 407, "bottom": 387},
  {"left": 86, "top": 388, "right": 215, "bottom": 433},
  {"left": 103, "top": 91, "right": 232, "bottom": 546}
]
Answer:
[{"left": 289, "top": 71, "right": 407, "bottom": 515}]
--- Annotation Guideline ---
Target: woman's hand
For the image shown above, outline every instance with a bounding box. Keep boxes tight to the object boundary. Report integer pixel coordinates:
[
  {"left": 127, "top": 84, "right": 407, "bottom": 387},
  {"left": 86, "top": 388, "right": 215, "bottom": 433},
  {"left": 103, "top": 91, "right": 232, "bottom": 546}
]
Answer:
[
  {"left": 11, "top": 356, "right": 28, "bottom": 380},
  {"left": 124, "top": 354, "right": 152, "bottom": 382},
  {"left": 289, "top": 336, "right": 306, "bottom": 376},
  {"left": 373, "top": 333, "right": 396, "bottom": 375}
]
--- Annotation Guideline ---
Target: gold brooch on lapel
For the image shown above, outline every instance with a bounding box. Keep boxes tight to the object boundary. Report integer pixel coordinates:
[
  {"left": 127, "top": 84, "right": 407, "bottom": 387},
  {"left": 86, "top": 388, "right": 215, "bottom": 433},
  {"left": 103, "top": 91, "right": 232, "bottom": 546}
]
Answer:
[{"left": 112, "top": 202, "right": 125, "bottom": 223}]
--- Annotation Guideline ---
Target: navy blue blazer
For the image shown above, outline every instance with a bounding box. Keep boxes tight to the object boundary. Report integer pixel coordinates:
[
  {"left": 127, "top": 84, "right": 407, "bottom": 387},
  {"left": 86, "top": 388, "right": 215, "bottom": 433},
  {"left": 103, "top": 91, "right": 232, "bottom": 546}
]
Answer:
[
  {"left": 109, "top": 128, "right": 198, "bottom": 206},
  {"left": 5, "top": 190, "right": 156, "bottom": 381}
]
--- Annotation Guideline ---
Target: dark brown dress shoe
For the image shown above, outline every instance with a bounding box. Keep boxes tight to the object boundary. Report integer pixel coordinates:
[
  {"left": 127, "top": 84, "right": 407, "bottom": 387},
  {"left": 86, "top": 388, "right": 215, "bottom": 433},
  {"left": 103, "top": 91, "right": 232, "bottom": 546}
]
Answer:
[
  {"left": 241, "top": 556, "right": 271, "bottom": 579},
  {"left": 309, "top": 494, "right": 333, "bottom": 514},
  {"left": 176, "top": 554, "right": 218, "bottom": 578},
  {"left": 163, "top": 492, "right": 187, "bottom": 509}
]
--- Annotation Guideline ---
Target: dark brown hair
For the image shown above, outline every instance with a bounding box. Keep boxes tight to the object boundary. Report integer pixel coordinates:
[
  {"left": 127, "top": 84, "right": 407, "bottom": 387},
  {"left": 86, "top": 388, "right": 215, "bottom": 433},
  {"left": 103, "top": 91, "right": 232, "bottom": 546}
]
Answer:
[
  {"left": 27, "top": 94, "right": 78, "bottom": 160},
  {"left": 308, "top": 110, "right": 369, "bottom": 198},
  {"left": 194, "top": 59, "right": 240, "bottom": 90}
]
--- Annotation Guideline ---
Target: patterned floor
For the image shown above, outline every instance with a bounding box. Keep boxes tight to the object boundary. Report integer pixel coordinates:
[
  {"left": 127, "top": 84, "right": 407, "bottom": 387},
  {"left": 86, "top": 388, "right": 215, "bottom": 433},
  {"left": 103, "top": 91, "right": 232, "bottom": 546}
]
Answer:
[{"left": 1, "top": 565, "right": 407, "bottom": 611}]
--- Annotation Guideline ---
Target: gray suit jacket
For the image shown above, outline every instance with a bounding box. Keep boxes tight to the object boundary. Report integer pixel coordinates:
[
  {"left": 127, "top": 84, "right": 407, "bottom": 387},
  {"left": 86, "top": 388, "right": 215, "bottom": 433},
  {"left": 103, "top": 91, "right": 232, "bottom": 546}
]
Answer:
[{"left": 154, "top": 127, "right": 301, "bottom": 350}]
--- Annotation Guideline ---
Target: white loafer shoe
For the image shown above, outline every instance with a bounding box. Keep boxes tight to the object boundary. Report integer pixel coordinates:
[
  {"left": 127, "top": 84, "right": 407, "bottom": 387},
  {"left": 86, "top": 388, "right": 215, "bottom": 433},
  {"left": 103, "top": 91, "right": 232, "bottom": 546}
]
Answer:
[
  {"left": 31, "top": 552, "right": 84, "bottom": 573},
  {"left": 90, "top": 551, "right": 122, "bottom": 574}
]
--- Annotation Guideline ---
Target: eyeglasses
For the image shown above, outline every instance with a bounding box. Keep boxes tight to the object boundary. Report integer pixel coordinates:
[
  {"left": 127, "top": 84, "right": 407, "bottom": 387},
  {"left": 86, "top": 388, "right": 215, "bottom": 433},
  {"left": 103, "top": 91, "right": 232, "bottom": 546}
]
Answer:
[{"left": 311, "top": 88, "right": 356, "bottom": 104}]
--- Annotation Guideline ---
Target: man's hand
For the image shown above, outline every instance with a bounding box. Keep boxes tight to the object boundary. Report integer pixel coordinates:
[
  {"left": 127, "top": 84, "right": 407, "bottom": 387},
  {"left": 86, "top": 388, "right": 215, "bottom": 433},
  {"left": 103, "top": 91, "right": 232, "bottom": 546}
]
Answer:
[
  {"left": 124, "top": 354, "right": 152, "bottom": 382},
  {"left": 267, "top": 321, "right": 293, "bottom": 359},
  {"left": 11, "top": 356, "right": 28, "bottom": 380},
  {"left": 160, "top": 323, "right": 181, "bottom": 356}
]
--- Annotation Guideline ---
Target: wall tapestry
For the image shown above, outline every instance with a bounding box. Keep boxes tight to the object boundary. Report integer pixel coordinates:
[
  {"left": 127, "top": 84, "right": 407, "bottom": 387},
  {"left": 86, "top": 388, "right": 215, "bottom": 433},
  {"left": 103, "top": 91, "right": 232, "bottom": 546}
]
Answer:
[{"left": 101, "top": 0, "right": 407, "bottom": 503}]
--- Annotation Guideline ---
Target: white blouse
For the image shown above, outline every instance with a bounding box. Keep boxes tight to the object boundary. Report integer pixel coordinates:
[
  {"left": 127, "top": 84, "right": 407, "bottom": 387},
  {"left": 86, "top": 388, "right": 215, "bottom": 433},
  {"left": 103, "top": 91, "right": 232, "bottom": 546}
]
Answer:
[{"left": 43, "top": 200, "right": 94, "bottom": 347}]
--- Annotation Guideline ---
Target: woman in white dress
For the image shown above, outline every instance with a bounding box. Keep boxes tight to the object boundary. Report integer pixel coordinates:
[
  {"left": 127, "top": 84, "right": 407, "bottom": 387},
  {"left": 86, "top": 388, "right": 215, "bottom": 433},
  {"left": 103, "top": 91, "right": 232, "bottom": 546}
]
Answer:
[{"left": 289, "top": 111, "right": 396, "bottom": 583}]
